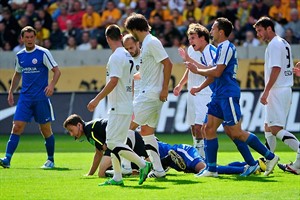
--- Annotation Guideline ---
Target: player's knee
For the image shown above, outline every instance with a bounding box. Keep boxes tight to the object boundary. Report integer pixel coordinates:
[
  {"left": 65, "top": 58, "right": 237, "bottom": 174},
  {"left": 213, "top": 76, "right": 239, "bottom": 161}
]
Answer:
[{"left": 12, "top": 122, "right": 25, "bottom": 134}]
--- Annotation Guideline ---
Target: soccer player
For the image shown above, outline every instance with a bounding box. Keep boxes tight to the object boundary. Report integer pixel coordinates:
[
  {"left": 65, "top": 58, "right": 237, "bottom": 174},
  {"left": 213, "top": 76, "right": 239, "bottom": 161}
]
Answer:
[
  {"left": 124, "top": 13, "right": 173, "bottom": 178},
  {"left": 86, "top": 24, "right": 152, "bottom": 186},
  {"left": 0, "top": 26, "right": 61, "bottom": 169},
  {"left": 63, "top": 114, "right": 149, "bottom": 177},
  {"left": 185, "top": 17, "right": 279, "bottom": 177},
  {"left": 254, "top": 17, "right": 300, "bottom": 175},
  {"left": 173, "top": 23, "right": 214, "bottom": 158}
]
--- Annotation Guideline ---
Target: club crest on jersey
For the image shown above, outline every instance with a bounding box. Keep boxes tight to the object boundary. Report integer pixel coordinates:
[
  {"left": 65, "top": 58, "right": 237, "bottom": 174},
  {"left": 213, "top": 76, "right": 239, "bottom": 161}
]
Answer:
[
  {"left": 32, "top": 58, "right": 38, "bottom": 64},
  {"left": 136, "top": 65, "right": 140, "bottom": 71}
]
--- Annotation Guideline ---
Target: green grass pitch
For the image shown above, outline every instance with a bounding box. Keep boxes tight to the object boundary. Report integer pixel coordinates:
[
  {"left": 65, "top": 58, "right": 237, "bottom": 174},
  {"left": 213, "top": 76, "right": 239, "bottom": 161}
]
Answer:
[{"left": 0, "top": 133, "right": 299, "bottom": 200}]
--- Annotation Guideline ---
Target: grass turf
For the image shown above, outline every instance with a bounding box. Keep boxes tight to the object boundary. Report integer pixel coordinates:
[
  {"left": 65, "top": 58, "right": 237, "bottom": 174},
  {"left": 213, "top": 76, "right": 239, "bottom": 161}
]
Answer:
[{"left": 0, "top": 133, "right": 299, "bottom": 200}]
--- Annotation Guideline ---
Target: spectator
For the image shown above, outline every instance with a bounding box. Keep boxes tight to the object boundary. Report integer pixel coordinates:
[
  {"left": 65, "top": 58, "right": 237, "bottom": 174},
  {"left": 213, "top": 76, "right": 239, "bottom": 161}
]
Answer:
[
  {"left": 118, "top": 6, "right": 134, "bottom": 31},
  {"left": 249, "top": 0, "right": 269, "bottom": 26},
  {"left": 118, "top": 0, "right": 137, "bottom": 13},
  {"left": 183, "top": 1, "right": 202, "bottom": 25},
  {"left": 149, "top": 14, "right": 164, "bottom": 37},
  {"left": 162, "top": 20, "right": 182, "bottom": 47},
  {"left": 77, "top": 31, "right": 91, "bottom": 50},
  {"left": 101, "top": 0, "right": 121, "bottom": 28},
  {"left": 37, "top": 8, "right": 53, "bottom": 31},
  {"left": 34, "top": 20, "right": 50, "bottom": 46},
  {"left": 82, "top": 5, "right": 101, "bottom": 35},
  {"left": 149, "top": 1, "right": 171, "bottom": 25},
  {"left": 13, "top": 35, "right": 25, "bottom": 53},
  {"left": 28, "top": 0, "right": 48, "bottom": 10},
  {"left": 168, "top": 0, "right": 185, "bottom": 13},
  {"left": 242, "top": 30, "right": 261, "bottom": 47},
  {"left": 285, "top": 0, "right": 300, "bottom": 22},
  {"left": 56, "top": 3, "right": 72, "bottom": 32},
  {"left": 90, "top": 37, "right": 103, "bottom": 50},
  {"left": 42, "top": 38, "right": 52, "bottom": 49},
  {"left": 18, "top": 14, "right": 29, "bottom": 29},
  {"left": 0, "top": 21, "right": 10, "bottom": 49},
  {"left": 269, "top": 0, "right": 288, "bottom": 24},
  {"left": 284, "top": 8, "right": 300, "bottom": 39},
  {"left": 216, "top": 2, "right": 237, "bottom": 25},
  {"left": 24, "top": 2, "right": 38, "bottom": 26},
  {"left": 2, "top": 41, "right": 12, "bottom": 51},
  {"left": 284, "top": 28, "right": 299, "bottom": 44},
  {"left": 65, "top": 36, "right": 77, "bottom": 50},
  {"left": 50, "top": 21, "right": 66, "bottom": 50},
  {"left": 136, "top": 0, "right": 152, "bottom": 20},
  {"left": 70, "top": 0, "right": 85, "bottom": 29},
  {"left": 202, "top": 0, "right": 219, "bottom": 26},
  {"left": 235, "top": 0, "right": 253, "bottom": 41},
  {"left": 1, "top": 7, "right": 21, "bottom": 48},
  {"left": 64, "top": 19, "right": 82, "bottom": 45},
  {"left": 170, "top": 8, "right": 185, "bottom": 35}
]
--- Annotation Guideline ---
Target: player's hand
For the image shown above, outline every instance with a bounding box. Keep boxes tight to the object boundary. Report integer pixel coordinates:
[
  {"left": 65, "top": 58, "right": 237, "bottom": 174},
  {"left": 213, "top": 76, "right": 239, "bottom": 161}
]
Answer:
[
  {"left": 7, "top": 92, "right": 14, "bottom": 106},
  {"left": 178, "top": 47, "right": 187, "bottom": 61},
  {"left": 173, "top": 85, "right": 182, "bottom": 96},
  {"left": 87, "top": 99, "right": 98, "bottom": 112},
  {"left": 44, "top": 85, "right": 54, "bottom": 97},
  {"left": 260, "top": 91, "right": 269, "bottom": 105},
  {"left": 160, "top": 89, "right": 168, "bottom": 102},
  {"left": 293, "top": 62, "right": 300, "bottom": 77},
  {"left": 185, "top": 62, "right": 198, "bottom": 74},
  {"left": 190, "top": 87, "right": 201, "bottom": 96}
]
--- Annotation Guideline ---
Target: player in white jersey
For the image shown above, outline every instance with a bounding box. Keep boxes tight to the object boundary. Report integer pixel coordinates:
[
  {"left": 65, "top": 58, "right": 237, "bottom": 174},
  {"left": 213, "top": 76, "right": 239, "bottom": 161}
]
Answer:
[
  {"left": 254, "top": 17, "right": 300, "bottom": 175},
  {"left": 124, "top": 13, "right": 173, "bottom": 178},
  {"left": 87, "top": 24, "right": 152, "bottom": 186},
  {"left": 174, "top": 23, "right": 213, "bottom": 158},
  {"left": 0, "top": 26, "right": 61, "bottom": 169},
  {"left": 122, "top": 34, "right": 141, "bottom": 99}
]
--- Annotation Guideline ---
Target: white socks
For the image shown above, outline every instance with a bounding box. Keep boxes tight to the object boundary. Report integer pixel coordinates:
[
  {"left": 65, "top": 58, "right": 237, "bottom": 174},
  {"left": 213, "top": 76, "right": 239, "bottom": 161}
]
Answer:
[{"left": 143, "top": 134, "right": 164, "bottom": 172}]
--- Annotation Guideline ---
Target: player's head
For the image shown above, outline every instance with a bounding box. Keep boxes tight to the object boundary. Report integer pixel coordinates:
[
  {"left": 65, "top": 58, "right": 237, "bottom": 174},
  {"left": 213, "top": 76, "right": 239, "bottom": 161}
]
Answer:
[
  {"left": 210, "top": 17, "right": 233, "bottom": 43},
  {"left": 122, "top": 34, "right": 140, "bottom": 57},
  {"left": 187, "top": 23, "right": 210, "bottom": 51},
  {"left": 124, "top": 13, "right": 151, "bottom": 41},
  {"left": 105, "top": 24, "right": 122, "bottom": 41},
  {"left": 63, "top": 114, "right": 85, "bottom": 140},
  {"left": 253, "top": 16, "right": 275, "bottom": 42},
  {"left": 20, "top": 26, "right": 36, "bottom": 50}
]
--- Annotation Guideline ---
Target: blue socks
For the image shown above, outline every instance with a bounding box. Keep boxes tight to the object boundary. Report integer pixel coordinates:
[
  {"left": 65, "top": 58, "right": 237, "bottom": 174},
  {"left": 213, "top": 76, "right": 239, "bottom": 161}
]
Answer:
[
  {"left": 217, "top": 165, "right": 244, "bottom": 174},
  {"left": 206, "top": 138, "right": 218, "bottom": 172},
  {"left": 5, "top": 134, "right": 20, "bottom": 163},
  {"left": 45, "top": 135, "right": 55, "bottom": 162},
  {"left": 245, "top": 133, "right": 275, "bottom": 160},
  {"left": 233, "top": 139, "right": 257, "bottom": 166}
]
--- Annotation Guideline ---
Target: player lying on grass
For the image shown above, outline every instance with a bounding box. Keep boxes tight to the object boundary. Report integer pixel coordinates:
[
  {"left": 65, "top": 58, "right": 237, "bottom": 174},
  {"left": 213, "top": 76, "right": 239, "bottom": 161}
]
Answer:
[{"left": 63, "top": 114, "right": 149, "bottom": 178}]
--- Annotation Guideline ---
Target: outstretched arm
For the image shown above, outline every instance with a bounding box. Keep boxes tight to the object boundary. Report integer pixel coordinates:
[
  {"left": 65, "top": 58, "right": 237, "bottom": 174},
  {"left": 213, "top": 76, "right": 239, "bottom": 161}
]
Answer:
[{"left": 86, "top": 148, "right": 103, "bottom": 176}]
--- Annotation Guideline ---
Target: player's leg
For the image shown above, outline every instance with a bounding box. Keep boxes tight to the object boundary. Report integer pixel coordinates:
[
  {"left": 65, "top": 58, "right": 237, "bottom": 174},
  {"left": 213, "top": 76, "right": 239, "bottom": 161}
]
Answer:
[
  {"left": 264, "top": 124, "right": 276, "bottom": 152},
  {"left": 36, "top": 99, "right": 56, "bottom": 169},
  {"left": 0, "top": 100, "right": 32, "bottom": 168},
  {"left": 0, "top": 121, "right": 26, "bottom": 168}
]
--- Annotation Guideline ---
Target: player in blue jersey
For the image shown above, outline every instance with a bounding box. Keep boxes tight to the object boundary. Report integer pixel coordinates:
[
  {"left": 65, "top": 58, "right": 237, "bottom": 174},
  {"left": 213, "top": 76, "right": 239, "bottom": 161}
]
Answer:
[
  {"left": 63, "top": 114, "right": 149, "bottom": 177},
  {"left": 0, "top": 26, "right": 61, "bottom": 169},
  {"left": 184, "top": 17, "right": 279, "bottom": 177}
]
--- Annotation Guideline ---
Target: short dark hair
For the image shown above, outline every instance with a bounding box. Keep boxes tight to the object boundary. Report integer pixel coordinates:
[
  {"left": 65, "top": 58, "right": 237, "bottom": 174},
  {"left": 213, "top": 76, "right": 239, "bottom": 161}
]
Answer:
[
  {"left": 124, "top": 13, "right": 151, "bottom": 32},
  {"left": 21, "top": 26, "right": 36, "bottom": 37},
  {"left": 187, "top": 23, "right": 210, "bottom": 43},
  {"left": 253, "top": 16, "right": 275, "bottom": 32},
  {"left": 215, "top": 17, "right": 233, "bottom": 37},
  {"left": 122, "top": 33, "right": 138, "bottom": 43},
  {"left": 105, "top": 24, "right": 122, "bottom": 41},
  {"left": 63, "top": 114, "right": 84, "bottom": 128}
]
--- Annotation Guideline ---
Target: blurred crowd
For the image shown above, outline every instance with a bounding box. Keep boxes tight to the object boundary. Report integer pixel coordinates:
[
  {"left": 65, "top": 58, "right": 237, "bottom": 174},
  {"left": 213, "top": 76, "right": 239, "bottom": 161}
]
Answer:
[{"left": 0, "top": 0, "right": 300, "bottom": 52}]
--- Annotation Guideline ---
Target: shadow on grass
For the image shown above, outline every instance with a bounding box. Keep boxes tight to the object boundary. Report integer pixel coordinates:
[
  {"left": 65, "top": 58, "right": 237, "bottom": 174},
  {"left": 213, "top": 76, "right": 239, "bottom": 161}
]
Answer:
[
  {"left": 41, "top": 167, "right": 71, "bottom": 171},
  {"left": 217, "top": 174, "right": 279, "bottom": 182}
]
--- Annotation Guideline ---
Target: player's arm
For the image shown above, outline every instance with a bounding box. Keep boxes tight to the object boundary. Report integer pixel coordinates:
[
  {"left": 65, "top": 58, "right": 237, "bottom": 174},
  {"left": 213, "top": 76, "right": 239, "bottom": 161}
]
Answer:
[
  {"left": 8, "top": 72, "right": 21, "bottom": 106},
  {"left": 86, "top": 148, "right": 103, "bottom": 176},
  {"left": 160, "top": 58, "right": 173, "bottom": 101},
  {"left": 260, "top": 67, "right": 281, "bottom": 105},
  {"left": 186, "top": 62, "right": 226, "bottom": 78},
  {"left": 45, "top": 66, "right": 61, "bottom": 97},
  {"left": 87, "top": 77, "right": 118, "bottom": 112},
  {"left": 178, "top": 47, "right": 209, "bottom": 69},
  {"left": 190, "top": 76, "right": 214, "bottom": 96},
  {"left": 173, "top": 69, "right": 188, "bottom": 96}
]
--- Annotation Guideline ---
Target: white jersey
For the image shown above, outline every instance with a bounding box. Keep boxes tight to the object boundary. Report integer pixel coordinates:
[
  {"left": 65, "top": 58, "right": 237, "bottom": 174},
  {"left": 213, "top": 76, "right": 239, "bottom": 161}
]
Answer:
[
  {"left": 187, "top": 45, "right": 213, "bottom": 95},
  {"left": 139, "top": 34, "right": 169, "bottom": 99},
  {"left": 265, "top": 35, "right": 294, "bottom": 88},
  {"left": 132, "top": 54, "right": 141, "bottom": 99},
  {"left": 106, "top": 47, "right": 133, "bottom": 115}
]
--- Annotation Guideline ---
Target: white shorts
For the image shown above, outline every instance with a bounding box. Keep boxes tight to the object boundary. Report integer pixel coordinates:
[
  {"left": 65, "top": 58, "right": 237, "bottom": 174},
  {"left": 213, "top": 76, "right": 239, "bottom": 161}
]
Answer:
[
  {"left": 133, "top": 93, "right": 163, "bottom": 128},
  {"left": 264, "top": 87, "right": 292, "bottom": 127},
  {"left": 186, "top": 92, "right": 211, "bottom": 126},
  {"left": 106, "top": 114, "right": 131, "bottom": 148}
]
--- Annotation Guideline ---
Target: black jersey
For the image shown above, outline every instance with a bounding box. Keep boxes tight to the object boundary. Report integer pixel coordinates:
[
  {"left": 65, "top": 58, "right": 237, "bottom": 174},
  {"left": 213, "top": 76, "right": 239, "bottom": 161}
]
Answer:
[{"left": 83, "top": 119, "right": 108, "bottom": 151}]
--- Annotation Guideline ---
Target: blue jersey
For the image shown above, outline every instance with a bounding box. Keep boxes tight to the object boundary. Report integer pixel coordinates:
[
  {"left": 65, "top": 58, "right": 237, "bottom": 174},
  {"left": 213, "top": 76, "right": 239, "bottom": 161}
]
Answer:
[
  {"left": 15, "top": 45, "right": 58, "bottom": 101},
  {"left": 213, "top": 40, "right": 240, "bottom": 98}
]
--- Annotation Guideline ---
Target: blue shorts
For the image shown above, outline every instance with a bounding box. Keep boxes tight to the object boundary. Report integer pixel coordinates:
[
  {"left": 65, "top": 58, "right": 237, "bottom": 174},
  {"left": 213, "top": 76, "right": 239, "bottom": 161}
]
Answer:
[
  {"left": 14, "top": 99, "right": 55, "bottom": 124},
  {"left": 207, "top": 97, "right": 241, "bottom": 126}
]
